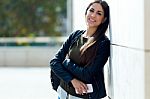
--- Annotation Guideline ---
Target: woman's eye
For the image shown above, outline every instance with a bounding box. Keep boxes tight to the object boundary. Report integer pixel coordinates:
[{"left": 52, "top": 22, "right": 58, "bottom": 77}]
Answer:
[
  {"left": 89, "top": 9, "right": 94, "bottom": 12},
  {"left": 97, "top": 13, "right": 102, "bottom": 15}
]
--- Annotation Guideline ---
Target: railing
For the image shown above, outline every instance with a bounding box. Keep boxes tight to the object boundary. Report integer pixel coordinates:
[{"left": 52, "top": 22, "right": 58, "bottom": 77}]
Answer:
[
  {"left": 0, "top": 37, "right": 67, "bottom": 46},
  {"left": 0, "top": 37, "right": 67, "bottom": 67}
]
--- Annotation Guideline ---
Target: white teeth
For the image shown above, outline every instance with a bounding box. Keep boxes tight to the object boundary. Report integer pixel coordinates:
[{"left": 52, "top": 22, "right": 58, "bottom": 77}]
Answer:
[{"left": 89, "top": 18, "right": 95, "bottom": 22}]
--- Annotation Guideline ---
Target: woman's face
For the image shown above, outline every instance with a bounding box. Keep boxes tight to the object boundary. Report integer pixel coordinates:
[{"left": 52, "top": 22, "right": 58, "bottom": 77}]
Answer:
[{"left": 85, "top": 3, "right": 105, "bottom": 28}]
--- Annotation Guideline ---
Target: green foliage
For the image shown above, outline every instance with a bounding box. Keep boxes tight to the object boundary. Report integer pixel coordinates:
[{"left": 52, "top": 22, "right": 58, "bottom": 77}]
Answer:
[{"left": 0, "top": 0, "right": 67, "bottom": 37}]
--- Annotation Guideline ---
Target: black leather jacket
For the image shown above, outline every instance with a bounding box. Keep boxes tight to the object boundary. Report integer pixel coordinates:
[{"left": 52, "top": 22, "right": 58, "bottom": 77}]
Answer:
[{"left": 50, "top": 30, "right": 110, "bottom": 99}]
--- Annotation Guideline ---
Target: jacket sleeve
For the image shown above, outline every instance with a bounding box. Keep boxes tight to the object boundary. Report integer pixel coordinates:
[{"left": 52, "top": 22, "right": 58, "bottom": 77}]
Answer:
[
  {"left": 63, "top": 39, "right": 110, "bottom": 82},
  {"left": 50, "top": 32, "right": 77, "bottom": 83}
]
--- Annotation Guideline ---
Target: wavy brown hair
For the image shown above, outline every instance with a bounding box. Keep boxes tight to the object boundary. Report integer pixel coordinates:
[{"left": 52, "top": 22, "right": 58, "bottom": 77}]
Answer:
[{"left": 80, "top": 0, "right": 110, "bottom": 66}]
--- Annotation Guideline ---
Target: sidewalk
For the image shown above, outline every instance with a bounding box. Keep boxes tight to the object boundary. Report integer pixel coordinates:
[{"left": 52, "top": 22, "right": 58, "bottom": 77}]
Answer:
[
  {"left": 0, "top": 67, "right": 58, "bottom": 99},
  {"left": 0, "top": 67, "right": 109, "bottom": 99}
]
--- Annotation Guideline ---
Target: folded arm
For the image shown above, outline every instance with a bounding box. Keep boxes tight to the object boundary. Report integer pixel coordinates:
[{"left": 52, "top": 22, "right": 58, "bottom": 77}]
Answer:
[{"left": 63, "top": 40, "right": 110, "bottom": 82}]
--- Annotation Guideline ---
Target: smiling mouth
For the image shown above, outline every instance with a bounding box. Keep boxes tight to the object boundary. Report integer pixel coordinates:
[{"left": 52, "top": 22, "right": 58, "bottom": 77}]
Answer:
[{"left": 88, "top": 18, "right": 96, "bottom": 23}]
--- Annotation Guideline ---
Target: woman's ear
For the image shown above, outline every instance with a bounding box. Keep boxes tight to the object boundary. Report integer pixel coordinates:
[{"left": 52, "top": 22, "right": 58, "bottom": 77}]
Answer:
[{"left": 102, "top": 17, "right": 107, "bottom": 23}]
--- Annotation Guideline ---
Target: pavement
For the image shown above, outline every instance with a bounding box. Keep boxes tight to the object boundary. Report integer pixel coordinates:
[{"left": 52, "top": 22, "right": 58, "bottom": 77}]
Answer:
[
  {"left": 0, "top": 67, "right": 58, "bottom": 99},
  {"left": 0, "top": 67, "right": 109, "bottom": 99}
]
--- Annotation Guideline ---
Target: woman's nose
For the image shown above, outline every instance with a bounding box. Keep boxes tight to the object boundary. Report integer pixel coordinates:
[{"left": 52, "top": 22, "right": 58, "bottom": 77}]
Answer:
[{"left": 91, "top": 13, "right": 96, "bottom": 17}]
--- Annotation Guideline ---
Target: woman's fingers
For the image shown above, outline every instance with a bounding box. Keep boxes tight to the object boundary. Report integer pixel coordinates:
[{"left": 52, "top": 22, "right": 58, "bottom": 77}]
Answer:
[
  {"left": 71, "top": 78, "right": 88, "bottom": 94},
  {"left": 82, "top": 83, "right": 88, "bottom": 92},
  {"left": 77, "top": 83, "right": 88, "bottom": 94},
  {"left": 80, "top": 83, "right": 88, "bottom": 93}
]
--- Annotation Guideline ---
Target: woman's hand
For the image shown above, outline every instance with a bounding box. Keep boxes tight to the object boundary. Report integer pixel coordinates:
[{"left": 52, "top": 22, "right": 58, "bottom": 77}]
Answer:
[{"left": 71, "top": 78, "right": 88, "bottom": 95}]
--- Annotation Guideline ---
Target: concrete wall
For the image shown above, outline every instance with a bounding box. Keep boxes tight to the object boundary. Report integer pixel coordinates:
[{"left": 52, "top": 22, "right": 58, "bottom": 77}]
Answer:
[
  {"left": 144, "top": 0, "right": 150, "bottom": 98},
  {"left": 110, "top": 0, "right": 150, "bottom": 98},
  {"left": 0, "top": 46, "right": 60, "bottom": 67},
  {"left": 110, "top": 0, "right": 144, "bottom": 98},
  {"left": 73, "top": 0, "right": 150, "bottom": 99}
]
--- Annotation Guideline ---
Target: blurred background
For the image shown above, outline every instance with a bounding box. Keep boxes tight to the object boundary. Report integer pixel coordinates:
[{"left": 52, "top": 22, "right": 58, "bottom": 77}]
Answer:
[
  {"left": 0, "top": 0, "right": 68, "bottom": 99},
  {"left": 0, "top": 0, "right": 68, "bottom": 67},
  {"left": 0, "top": 0, "right": 150, "bottom": 99},
  {"left": 0, "top": 0, "right": 67, "bottom": 37}
]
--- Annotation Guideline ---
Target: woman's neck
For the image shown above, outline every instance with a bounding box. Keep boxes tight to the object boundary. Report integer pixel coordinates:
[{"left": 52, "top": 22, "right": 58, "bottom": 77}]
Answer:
[{"left": 83, "top": 28, "right": 97, "bottom": 38}]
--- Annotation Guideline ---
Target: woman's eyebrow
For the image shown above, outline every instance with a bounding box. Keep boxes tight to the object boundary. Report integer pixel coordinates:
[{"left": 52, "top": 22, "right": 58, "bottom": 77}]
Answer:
[
  {"left": 90, "top": 8, "right": 94, "bottom": 10},
  {"left": 90, "top": 7, "right": 103, "bottom": 12},
  {"left": 90, "top": 8, "right": 104, "bottom": 13},
  {"left": 97, "top": 10, "right": 104, "bottom": 13}
]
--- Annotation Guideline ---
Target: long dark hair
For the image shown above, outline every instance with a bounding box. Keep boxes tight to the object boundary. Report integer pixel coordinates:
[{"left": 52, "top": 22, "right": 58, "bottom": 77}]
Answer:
[{"left": 80, "top": 0, "right": 110, "bottom": 66}]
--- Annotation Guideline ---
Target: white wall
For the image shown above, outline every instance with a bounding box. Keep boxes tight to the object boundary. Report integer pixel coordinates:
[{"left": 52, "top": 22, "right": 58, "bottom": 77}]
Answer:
[
  {"left": 110, "top": 0, "right": 150, "bottom": 98},
  {"left": 72, "top": 0, "right": 92, "bottom": 31},
  {"left": 72, "top": 0, "right": 150, "bottom": 99},
  {"left": 0, "top": 46, "right": 60, "bottom": 67},
  {"left": 144, "top": 0, "right": 150, "bottom": 98},
  {"left": 110, "top": 0, "right": 145, "bottom": 99}
]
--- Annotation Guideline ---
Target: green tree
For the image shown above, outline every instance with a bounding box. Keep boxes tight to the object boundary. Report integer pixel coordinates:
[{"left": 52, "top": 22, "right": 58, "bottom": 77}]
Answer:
[{"left": 0, "top": 0, "right": 66, "bottom": 37}]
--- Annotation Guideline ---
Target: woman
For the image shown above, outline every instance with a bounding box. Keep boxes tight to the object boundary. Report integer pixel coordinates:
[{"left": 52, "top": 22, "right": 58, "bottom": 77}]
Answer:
[{"left": 50, "top": 0, "right": 110, "bottom": 99}]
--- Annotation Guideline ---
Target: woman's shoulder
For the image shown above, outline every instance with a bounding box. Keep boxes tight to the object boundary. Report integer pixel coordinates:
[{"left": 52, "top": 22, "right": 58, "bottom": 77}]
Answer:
[
  {"left": 98, "top": 35, "right": 110, "bottom": 47},
  {"left": 65, "top": 30, "right": 85, "bottom": 44},
  {"left": 99, "top": 35, "right": 110, "bottom": 43},
  {"left": 70, "top": 30, "right": 85, "bottom": 37}
]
